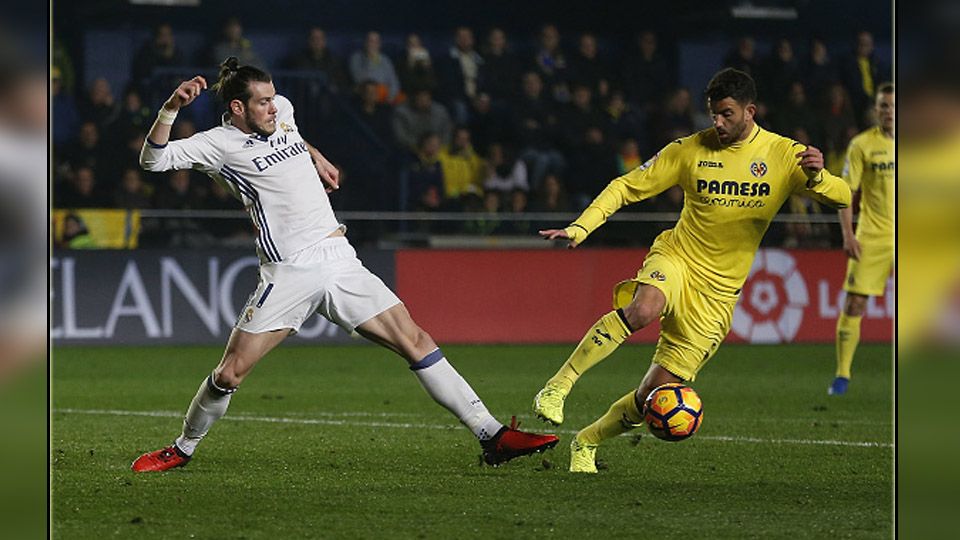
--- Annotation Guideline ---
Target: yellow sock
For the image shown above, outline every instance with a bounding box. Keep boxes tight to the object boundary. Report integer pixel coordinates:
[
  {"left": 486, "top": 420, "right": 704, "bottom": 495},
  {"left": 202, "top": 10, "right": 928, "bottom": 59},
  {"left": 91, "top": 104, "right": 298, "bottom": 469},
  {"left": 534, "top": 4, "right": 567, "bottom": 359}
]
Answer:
[
  {"left": 577, "top": 390, "right": 644, "bottom": 445},
  {"left": 547, "top": 310, "right": 633, "bottom": 393},
  {"left": 835, "top": 312, "right": 863, "bottom": 379}
]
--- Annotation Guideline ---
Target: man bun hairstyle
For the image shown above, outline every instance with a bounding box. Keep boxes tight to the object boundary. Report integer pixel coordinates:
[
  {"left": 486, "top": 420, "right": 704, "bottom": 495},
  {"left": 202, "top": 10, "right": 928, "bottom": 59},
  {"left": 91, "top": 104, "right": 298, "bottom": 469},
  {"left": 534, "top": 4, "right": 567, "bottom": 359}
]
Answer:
[
  {"left": 211, "top": 56, "right": 272, "bottom": 106},
  {"left": 705, "top": 68, "right": 757, "bottom": 106}
]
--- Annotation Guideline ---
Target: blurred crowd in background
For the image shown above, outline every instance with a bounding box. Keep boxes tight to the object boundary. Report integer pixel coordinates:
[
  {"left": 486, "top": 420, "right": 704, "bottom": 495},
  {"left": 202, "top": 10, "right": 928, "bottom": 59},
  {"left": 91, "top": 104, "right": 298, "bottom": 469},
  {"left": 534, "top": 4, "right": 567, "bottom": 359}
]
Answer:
[{"left": 52, "top": 19, "right": 890, "bottom": 248}]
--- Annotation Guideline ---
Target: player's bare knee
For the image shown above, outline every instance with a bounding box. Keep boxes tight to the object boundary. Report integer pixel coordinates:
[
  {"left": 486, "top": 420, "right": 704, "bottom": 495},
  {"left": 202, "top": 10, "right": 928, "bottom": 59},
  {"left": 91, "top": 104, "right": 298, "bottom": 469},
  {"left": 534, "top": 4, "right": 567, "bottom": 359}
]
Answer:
[
  {"left": 622, "top": 302, "right": 659, "bottom": 330},
  {"left": 845, "top": 294, "right": 867, "bottom": 316}
]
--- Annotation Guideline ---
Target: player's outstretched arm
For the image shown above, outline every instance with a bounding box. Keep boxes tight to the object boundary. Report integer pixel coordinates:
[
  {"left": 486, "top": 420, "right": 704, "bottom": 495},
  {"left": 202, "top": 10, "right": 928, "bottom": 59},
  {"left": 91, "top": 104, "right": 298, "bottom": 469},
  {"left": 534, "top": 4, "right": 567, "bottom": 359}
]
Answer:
[{"left": 304, "top": 141, "right": 340, "bottom": 193}]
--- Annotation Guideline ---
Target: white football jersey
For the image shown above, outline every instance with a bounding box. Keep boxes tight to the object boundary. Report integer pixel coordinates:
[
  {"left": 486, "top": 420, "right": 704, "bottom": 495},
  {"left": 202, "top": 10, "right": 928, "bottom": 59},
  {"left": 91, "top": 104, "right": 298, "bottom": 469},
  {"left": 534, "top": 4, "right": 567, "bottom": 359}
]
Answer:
[{"left": 140, "top": 94, "right": 342, "bottom": 263}]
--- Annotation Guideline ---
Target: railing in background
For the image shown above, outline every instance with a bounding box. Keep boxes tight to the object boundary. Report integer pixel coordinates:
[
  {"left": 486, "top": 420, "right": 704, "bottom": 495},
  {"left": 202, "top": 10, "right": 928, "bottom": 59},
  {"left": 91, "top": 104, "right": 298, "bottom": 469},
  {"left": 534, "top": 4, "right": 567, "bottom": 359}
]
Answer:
[{"left": 51, "top": 208, "right": 846, "bottom": 250}]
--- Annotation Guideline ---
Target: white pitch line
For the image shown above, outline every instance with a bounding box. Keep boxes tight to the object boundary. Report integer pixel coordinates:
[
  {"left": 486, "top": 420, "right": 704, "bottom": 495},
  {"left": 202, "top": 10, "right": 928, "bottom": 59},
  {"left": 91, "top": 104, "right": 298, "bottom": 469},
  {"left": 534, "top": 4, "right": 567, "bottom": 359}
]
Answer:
[{"left": 54, "top": 408, "right": 894, "bottom": 449}]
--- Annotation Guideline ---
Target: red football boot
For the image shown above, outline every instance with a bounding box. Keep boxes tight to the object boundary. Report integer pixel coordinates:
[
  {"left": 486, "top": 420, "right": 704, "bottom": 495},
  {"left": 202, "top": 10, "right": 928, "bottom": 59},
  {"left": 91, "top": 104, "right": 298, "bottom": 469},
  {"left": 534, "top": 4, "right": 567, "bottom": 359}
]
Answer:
[
  {"left": 131, "top": 444, "right": 191, "bottom": 472},
  {"left": 481, "top": 416, "right": 560, "bottom": 465}
]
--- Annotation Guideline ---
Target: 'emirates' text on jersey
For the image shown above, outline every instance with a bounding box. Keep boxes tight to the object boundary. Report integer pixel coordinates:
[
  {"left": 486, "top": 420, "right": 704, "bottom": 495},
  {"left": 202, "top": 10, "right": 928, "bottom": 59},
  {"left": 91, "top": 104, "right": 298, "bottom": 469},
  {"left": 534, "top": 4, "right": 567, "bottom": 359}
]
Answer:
[
  {"left": 843, "top": 126, "right": 894, "bottom": 245},
  {"left": 140, "top": 95, "right": 342, "bottom": 263},
  {"left": 572, "top": 124, "right": 851, "bottom": 299}
]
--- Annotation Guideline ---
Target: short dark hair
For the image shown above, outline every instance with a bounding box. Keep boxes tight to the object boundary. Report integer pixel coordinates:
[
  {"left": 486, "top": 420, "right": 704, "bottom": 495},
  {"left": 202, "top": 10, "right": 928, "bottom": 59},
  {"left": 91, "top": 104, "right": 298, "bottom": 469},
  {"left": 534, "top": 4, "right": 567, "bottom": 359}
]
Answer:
[
  {"left": 877, "top": 82, "right": 894, "bottom": 95},
  {"left": 211, "top": 56, "right": 272, "bottom": 106},
  {"left": 705, "top": 68, "right": 757, "bottom": 106}
]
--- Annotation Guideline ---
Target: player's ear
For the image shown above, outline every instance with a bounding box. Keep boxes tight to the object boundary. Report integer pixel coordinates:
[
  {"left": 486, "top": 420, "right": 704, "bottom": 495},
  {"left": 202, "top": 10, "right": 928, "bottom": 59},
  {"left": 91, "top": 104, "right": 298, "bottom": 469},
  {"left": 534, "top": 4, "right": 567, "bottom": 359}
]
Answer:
[
  {"left": 743, "top": 102, "right": 756, "bottom": 122},
  {"left": 229, "top": 98, "right": 244, "bottom": 116}
]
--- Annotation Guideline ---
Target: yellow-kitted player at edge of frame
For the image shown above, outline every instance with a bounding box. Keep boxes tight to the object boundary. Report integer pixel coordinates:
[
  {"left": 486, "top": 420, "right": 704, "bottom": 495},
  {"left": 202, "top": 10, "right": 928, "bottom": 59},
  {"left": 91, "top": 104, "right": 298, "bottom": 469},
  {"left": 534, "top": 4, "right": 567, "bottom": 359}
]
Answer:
[{"left": 829, "top": 83, "right": 895, "bottom": 396}]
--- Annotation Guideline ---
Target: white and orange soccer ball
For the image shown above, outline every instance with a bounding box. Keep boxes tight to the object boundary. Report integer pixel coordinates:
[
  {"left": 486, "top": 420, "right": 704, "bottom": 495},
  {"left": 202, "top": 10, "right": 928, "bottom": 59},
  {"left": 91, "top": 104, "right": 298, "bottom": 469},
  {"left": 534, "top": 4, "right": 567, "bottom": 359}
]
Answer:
[{"left": 643, "top": 383, "right": 703, "bottom": 441}]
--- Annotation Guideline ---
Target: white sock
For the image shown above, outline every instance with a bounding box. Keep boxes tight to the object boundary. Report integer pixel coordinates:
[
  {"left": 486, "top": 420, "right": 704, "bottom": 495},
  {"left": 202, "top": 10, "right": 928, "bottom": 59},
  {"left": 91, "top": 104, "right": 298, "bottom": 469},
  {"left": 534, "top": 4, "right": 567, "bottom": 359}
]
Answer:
[
  {"left": 411, "top": 350, "right": 504, "bottom": 440},
  {"left": 174, "top": 374, "right": 235, "bottom": 456}
]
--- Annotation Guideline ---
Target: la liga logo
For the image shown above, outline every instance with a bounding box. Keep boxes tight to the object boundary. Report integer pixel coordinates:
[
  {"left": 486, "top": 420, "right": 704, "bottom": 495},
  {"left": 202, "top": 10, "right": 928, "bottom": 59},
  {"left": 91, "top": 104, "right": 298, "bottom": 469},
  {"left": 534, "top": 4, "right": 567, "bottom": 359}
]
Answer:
[{"left": 731, "top": 249, "right": 809, "bottom": 343}]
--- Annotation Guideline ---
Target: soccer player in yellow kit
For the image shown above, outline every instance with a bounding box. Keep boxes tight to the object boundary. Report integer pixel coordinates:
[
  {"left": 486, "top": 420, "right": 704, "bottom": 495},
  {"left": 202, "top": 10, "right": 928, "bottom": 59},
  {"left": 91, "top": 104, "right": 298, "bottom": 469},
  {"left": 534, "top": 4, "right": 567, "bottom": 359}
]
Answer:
[
  {"left": 829, "top": 83, "right": 894, "bottom": 396},
  {"left": 533, "top": 68, "right": 852, "bottom": 473}
]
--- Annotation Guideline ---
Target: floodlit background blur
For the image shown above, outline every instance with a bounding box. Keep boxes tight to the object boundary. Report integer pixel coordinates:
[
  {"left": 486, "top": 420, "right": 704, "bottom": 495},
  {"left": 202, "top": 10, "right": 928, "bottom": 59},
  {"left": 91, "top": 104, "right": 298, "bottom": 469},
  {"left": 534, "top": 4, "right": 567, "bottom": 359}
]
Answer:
[
  {"left": 0, "top": 4, "right": 48, "bottom": 540},
  {"left": 898, "top": 1, "right": 960, "bottom": 538}
]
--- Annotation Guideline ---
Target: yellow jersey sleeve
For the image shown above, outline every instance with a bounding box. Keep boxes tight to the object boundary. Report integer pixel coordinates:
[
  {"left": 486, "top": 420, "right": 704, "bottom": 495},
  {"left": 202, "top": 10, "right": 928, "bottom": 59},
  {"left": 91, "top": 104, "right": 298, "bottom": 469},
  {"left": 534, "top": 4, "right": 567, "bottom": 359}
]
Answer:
[
  {"left": 842, "top": 138, "right": 865, "bottom": 192},
  {"left": 565, "top": 141, "right": 685, "bottom": 243},
  {"left": 789, "top": 144, "right": 852, "bottom": 209}
]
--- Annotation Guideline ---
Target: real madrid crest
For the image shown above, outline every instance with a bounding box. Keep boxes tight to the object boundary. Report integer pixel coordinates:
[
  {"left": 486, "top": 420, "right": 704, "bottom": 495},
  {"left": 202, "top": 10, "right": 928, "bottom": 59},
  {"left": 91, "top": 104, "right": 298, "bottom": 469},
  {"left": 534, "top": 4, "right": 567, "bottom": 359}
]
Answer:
[{"left": 279, "top": 121, "right": 294, "bottom": 133}]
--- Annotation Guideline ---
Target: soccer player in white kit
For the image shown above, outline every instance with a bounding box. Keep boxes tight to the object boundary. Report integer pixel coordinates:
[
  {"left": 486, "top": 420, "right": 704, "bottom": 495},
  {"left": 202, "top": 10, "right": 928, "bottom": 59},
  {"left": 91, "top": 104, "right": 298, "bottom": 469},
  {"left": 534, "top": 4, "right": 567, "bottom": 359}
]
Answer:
[{"left": 131, "top": 58, "right": 557, "bottom": 471}]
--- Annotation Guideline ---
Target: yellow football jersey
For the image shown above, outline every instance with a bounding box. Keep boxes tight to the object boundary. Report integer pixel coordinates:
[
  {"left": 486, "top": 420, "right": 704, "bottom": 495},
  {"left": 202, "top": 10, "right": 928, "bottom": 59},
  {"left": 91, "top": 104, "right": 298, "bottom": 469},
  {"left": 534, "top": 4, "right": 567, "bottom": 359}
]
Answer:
[
  {"left": 843, "top": 126, "right": 895, "bottom": 244},
  {"left": 566, "top": 124, "right": 851, "bottom": 299}
]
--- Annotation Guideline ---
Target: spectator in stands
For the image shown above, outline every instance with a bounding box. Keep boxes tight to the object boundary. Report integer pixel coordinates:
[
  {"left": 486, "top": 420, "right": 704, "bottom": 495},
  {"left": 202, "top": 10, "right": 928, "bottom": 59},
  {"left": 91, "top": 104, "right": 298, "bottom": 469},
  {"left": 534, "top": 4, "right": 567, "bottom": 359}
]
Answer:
[
  {"left": 396, "top": 33, "right": 438, "bottom": 95},
  {"left": 805, "top": 38, "right": 838, "bottom": 105},
  {"left": 355, "top": 79, "right": 396, "bottom": 146},
  {"left": 528, "top": 172, "right": 571, "bottom": 215},
  {"left": 483, "top": 142, "right": 529, "bottom": 204},
  {"left": 532, "top": 24, "right": 570, "bottom": 103},
  {"left": 392, "top": 89, "right": 453, "bottom": 151},
  {"left": 153, "top": 170, "right": 211, "bottom": 247},
  {"left": 52, "top": 66, "right": 78, "bottom": 151},
  {"left": 614, "top": 137, "right": 642, "bottom": 176},
  {"left": 406, "top": 132, "right": 445, "bottom": 212},
  {"left": 438, "top": 126, "right": 485, "bottom": 208},
  {"left": 439, "top": 26, "right": 484, "bottom": 124},
  {"left": 559, "top": 83, "right": 606, "bottom": 153},
  {"left": 514, "top": 71, "right": 564, "bottom": 190},
  {"left": 208, "top": 17, "right": 264, "bottom": 69},
  {"left": 603, "top": 90, "right": 646, "bottom": 154},
  {"left": 480, "top": 28, "right": 521, "bottom": 103},
  {"left": 63, "top": 121, "right": 109, "bottom": 176},
  {"left": 202, "top": 180, "right": 255, "bottom": 246},
  {"left": 439, "top": 126, "right": 486, "bottom": 209},
  {"left": 349, "top": 31, "right": 400, "bottom": 103},
  {"left": 57, "top": 166, "right": 107, "bottom": 209},
  {"left": 819, "top": 82, "right": 859, "bottom": 172},
  {"left": 650, "top": 87, "right": 695, "bottom": 149},
  {"left": 467, "top": 92, "right": 514, "bottom": 155},
  {"left": 284, "top": 27, "right": 348, "bottom": 91},
  {"left": 566, "top": 125, "right": 618, "bottom": 209},
  {"left": 113, "top": 167, "right": 153, "bottom": 209},
  {"left": 131, "top": 23, "right": 184, "bottom": 92},
  {"left": 622, "top": 31, "right": 674, "bottom": 113},
  {"left": 772, "top": 81, "right": 821, "bottom": 145},
  {"left": 840, "top": 30, "right": 886, "bottom": 129},
  {"left": 57, "top": 213, "right": 95, "bottom": 249},
  {"left": 117, "top": 87, "right": 154, "bottom": 135},
  {"left": 80, "top": 77, "right": 121, "bottom": 133},
  {"left": 761, "top": 38, "right": 801, "bottom": 110},
  {"left": 723, "top": 36, "right": 760, "bottom": 77},
  {"left": 568, "top": 33, "right": 612, "bottom": 101}
]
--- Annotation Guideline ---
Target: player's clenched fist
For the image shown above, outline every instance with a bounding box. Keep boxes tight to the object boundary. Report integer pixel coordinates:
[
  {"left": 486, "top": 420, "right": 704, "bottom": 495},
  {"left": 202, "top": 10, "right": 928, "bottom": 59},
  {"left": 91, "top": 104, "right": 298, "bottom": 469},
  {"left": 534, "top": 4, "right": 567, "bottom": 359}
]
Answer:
[
  {"left": 795, "top": 145, "right": 825, "bottom": 177},
  {"left": 165, "top": 76, "right": 208, "bottom": 111}
]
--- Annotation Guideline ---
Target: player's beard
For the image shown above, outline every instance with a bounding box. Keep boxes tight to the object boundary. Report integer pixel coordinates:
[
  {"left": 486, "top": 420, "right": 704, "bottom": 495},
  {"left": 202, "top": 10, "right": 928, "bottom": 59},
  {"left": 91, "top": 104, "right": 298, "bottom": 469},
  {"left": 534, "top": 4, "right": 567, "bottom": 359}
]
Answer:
[
  {"left": 717, "top": 120, "right": 747, "bottom": 145},
  {"left": 245, "top": 110, "right": 276, "bottom": 138}
]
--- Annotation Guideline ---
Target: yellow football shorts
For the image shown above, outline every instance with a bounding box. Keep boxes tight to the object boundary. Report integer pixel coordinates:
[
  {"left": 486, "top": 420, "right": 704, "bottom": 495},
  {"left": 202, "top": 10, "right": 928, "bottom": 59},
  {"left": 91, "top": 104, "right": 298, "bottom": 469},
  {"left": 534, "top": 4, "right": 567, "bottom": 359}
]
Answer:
[
  {"left": 843, "top": 241, "right": 894, "bottom": 297},
  {"left": 613, "top": 249, "right": 736, "bottom": 382}
]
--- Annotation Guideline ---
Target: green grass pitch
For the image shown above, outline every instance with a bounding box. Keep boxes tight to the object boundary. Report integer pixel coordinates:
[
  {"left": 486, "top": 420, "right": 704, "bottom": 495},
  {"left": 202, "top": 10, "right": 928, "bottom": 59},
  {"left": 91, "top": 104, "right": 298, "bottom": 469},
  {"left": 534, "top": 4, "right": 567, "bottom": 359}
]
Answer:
[{"left": 52, "top": 343, "right": 892, "bottom": 539}]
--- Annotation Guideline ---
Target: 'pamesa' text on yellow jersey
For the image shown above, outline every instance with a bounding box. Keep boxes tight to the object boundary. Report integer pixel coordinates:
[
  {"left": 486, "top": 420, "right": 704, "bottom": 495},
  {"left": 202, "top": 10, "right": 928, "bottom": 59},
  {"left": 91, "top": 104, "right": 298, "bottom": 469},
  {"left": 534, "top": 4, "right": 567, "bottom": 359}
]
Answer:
[
  {"left": 843, "top": 125, "right": 894, "bottom": 244},
  {"left": 566, "top": 124, "right": 851, "bottom": 299}
]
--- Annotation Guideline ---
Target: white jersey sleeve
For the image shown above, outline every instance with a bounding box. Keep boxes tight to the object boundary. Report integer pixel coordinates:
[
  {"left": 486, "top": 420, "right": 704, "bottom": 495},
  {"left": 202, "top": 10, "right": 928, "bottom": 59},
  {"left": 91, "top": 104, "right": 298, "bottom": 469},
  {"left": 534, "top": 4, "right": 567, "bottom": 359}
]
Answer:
[{"left": 140, "top": 130, "right": 224, "bottom": 175}]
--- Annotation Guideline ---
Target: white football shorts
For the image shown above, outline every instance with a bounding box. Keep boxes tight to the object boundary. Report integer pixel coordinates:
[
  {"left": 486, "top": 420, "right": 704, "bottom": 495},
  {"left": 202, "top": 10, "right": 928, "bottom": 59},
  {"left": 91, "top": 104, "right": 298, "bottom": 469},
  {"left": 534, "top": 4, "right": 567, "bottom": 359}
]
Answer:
[{"left": 235, "top": 236, "right": 401, "bottom": 334}]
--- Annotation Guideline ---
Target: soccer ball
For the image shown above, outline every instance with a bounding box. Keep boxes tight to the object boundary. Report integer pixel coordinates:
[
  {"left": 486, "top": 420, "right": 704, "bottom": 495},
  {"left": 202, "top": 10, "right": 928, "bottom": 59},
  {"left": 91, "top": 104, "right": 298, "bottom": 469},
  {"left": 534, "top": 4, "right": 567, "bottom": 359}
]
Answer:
[{"left": 643, "top": 383, "right": 703, "bottom": 441}]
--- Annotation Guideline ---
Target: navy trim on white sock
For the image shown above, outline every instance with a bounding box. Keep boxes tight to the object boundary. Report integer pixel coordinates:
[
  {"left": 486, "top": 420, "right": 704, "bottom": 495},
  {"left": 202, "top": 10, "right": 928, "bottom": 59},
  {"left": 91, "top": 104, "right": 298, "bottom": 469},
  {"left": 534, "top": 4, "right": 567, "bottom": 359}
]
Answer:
[
  {"left": 206, "top": 374, "right": 237, "bottom": 396},
  {"left": 410, "top": 348, "right": 444, "bottom": 371}
]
